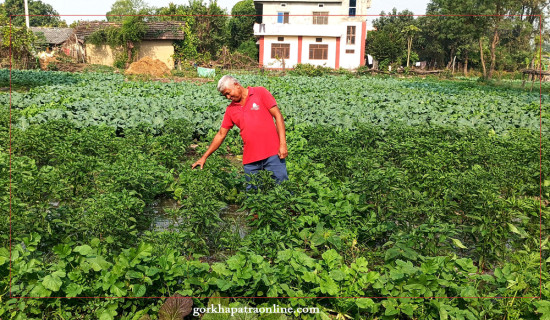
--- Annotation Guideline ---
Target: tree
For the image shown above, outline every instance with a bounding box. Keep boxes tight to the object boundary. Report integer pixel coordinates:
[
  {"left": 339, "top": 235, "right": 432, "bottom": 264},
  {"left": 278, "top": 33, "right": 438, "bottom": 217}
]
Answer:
[
  {"left": 0, "top": 4, "right": 37, "bottom": 68},
  {"left": 402, "top": 25, "right": 421, "bottom": 67},
  {"left": 3, "top": 0, "right": 65, "bottom": 27},
  {"left": 106, "top": 0, "right": 152, "bottom": 22},
  {"left": 228, "top": 0, "right": 256, "bottom": 50},
  {"left": 367, "top": 9, "right": 416, "bottom": 69},
  {"left": 155, "top": 1, "right": 228, "bottom": 63}
]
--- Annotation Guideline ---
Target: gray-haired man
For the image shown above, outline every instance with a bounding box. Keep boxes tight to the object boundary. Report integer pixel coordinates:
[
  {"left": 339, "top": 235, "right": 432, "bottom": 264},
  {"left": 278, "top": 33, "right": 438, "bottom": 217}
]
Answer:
[{"left": 192, "top": 75, "right": 288, "bottom": 189}]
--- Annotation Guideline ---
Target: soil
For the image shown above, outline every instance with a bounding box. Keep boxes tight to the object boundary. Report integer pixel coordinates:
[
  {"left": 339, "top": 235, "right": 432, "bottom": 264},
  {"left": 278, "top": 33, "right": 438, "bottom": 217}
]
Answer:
[
  {"left": 125, "top": 56, "right": 170, "bottom": 77},
  {"left": 38, "top": 56, "right": 88, "bottom": 72}
]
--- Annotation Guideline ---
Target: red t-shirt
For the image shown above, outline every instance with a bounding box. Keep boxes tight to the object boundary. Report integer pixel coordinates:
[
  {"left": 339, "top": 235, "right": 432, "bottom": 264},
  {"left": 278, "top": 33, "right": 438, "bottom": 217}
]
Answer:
[{"left": 221, "top": 86, "right": 280, "bottom": 164}]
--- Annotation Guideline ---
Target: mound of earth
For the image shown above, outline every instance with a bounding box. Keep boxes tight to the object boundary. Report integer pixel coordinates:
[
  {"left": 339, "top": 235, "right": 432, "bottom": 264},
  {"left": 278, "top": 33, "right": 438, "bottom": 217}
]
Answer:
[{"left": 125, "top": 56, "right": 170, "bottom": 77}]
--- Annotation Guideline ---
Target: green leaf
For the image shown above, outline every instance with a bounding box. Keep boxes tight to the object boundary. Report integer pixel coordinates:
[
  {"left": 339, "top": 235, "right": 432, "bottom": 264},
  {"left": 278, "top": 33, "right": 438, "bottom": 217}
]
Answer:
[
  {"left": 87, "top": 256, "right": 112, "bottom": 272},
  {"left": 0, "top": 248, "right": 9, "bottom": 265},
  {"left": 30, "top": 283, "right": 52, "bottom": 297},
  {"left": 401, "top": 303, "right": 414, "bottom": 317},
  {"left": 356, "top": 298, "right": 374, "bottom": 309},
  {"left": 110, "top": 282, "right": 128, "bottom": 297},
  {"left": 329, "top": 269, "right": 346, "bottom": 281},
  {"left": 321, "top": 249, "right": 342, "bottom": 269},
  {"left": 319, "top": 277, "right": 339, "bottom": 295},
  {"left": 65, "top": 283, "right": 83, "bottom": 297},
  {"left": 74, "top": 245, "right": 94, "bottom": 256},
  {"left": 216, "top": 279, "right": 232, "bottom": 291},
  {"left": 132, "top": 284, "right": 146, "bottom": 297},
  {"left": 42, "top": 274, "right": 63, "bottom": 292},
  {"left": 451, "top": 238, "right": 467, "bottom": 249}
]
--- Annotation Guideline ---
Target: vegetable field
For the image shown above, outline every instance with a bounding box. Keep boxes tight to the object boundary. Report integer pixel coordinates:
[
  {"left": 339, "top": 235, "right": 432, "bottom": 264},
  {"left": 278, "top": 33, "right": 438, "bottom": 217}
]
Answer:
[{"left": 1, "top": 69, "right": 549, "bottom": 319}]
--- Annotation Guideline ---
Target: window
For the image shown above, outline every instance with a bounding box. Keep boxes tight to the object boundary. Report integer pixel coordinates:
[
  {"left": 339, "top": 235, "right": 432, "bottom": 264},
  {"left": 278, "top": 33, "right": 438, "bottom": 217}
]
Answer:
[
  {"left": 281, "top": 3, "right": 286, "bottom": 6},
  {"left": 316, "top": 37, "right": 322, "bottom": 42},
  {"left": 346, "top": 26, "right": 356, "bottom": 45},
  {"left": 318, "top": 3, "right": 324, "bottom": 7},
  {"left": 346, "top": 49, "right": 355, "bottom": 54},
  {"left": 271, "top": 43, "right": 290, "bottom": 59},
  {"left": 278, "top": 37, "right": 284, "bottom": 41},
  {"left": 312, "top": 12, "right": 328, "bottom": 25},
  {"left": 309, "top": 44, "right": 328, "bottom": 60},
  {"left": 277, "top": 12, "right": 289, "bottom": 23},
  {"left": 349, "top": 0, "right": 356, "bottom": 16}
]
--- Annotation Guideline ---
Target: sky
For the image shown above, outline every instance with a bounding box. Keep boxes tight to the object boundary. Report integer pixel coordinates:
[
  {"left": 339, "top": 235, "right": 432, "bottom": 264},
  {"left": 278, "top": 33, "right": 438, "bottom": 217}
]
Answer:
[{"left": 1, "top": 0, "right": 431, "bottom": 26}]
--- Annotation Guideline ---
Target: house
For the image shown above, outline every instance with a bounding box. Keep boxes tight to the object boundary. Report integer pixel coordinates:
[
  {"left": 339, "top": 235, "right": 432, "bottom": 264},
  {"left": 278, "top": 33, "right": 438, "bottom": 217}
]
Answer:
[
  {"left": 74, "top": 21, "right": 185, "bottom": 69},
  {"left": 30, "top": 27, "right": 74, "bottom": 52},
  {"left": 30, "top": 27, "right": 86, "bottom": 63},
  {"left": 253, "top": 0, "right": 372, "bottom": 70}
]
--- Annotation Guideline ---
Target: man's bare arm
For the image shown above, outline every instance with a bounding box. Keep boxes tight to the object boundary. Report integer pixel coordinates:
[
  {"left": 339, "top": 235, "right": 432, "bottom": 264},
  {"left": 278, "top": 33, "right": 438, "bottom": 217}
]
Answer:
[
  {"left": 269, "top": 106, "right": 288, "bottom": 159},
  {"left": 192, "top": 127, "right": 229, "bottom": 169}
]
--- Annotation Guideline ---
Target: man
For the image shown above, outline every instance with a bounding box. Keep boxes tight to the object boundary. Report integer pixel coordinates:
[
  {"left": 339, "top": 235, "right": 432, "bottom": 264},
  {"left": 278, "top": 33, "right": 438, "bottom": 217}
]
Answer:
[{"left": 192, "top": 75, "right": 288, "bottom": 189}]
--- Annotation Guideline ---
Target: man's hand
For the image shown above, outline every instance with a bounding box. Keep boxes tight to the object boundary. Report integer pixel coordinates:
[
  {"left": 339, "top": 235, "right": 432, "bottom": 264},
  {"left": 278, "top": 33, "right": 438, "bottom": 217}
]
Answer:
[
  {"left": 278, "top": 144, "right": 288, "bottom": 159},
  {"left": 192, "top": 157, "right": 206, "bottom": 169}
]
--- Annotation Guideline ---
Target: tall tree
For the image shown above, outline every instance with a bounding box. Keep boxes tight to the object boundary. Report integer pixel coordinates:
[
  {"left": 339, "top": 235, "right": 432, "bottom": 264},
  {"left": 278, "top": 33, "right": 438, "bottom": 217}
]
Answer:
[
  {"left": 3, "top": 0, "right": 65, "bottom": 27},
  {"left": 367, "top": 9, "right": 416, "bottom": 69},
  {"left": 402, "top": 24, "right": 421, "bottom": 67},
  {"left": 228, "top": 0, "right": 256, "bottom": 50},
  {"left": 155, "top": 1, "right": 228, "bottom": 62},
  {"left": 106, "top": 0, "right": 152, "bottom": 22}
]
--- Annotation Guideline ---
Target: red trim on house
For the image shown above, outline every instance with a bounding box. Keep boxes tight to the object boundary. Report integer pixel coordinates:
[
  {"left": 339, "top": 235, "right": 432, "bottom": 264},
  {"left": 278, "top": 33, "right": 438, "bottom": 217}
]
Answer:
[
  {"left": 335, "top": 37, "right": 340, "bottom": 69},
  {"left": 259, "top": 36, "right": 264, "bottom": 67},
  {"left": 360, "top": 21, "right": 366, "bottom": 66},
  {"left": 298, "top": 36, "right": 302, "bottom": 64}
]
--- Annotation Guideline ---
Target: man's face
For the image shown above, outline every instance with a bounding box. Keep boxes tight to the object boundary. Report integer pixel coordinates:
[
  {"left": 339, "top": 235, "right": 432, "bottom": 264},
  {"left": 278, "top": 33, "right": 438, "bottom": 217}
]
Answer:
[{"left": 220, "top": 83, "right": 242, "bottom": 103}]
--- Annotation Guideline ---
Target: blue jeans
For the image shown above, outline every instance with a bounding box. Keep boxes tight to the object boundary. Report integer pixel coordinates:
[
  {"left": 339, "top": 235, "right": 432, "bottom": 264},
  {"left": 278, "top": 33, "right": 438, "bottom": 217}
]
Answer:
[{"left": 243, "top": 155, "right": 288, "bottom": 190}]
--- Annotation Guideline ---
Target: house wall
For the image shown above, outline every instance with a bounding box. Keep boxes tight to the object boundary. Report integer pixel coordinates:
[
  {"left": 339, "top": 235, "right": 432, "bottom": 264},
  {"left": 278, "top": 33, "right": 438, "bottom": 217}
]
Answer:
[
  {"left": 137, "top": 41, "right": 175, "bottom": 69},
  {"left": 300, "top": 36, "right": 337, "bottom": 68},
  {"left": 255, "top": 0, "right": 369, "bottom": 70},
  {"left": 260, "top": 0, "right": 370, "bottom": 24},
  {"left": 262, "top": 36, "right": 300, "bottom": 69},
  {"left": 85, "top": 40, "right": 175, "bottom": 69},
  {"left": 85, "top": 43, "right": 116, "bottom": 66},
  {"left": 258, "top": 21, "right": 365, "bottom": 69}
]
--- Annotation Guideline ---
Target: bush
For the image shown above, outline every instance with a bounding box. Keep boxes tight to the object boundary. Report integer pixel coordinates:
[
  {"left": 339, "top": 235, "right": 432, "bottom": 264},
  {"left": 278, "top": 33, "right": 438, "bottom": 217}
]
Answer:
[
  {"left": 290, "top": 63, "right": 332, "bottom": 76},
  {"left": 236, "top": 39, "right": 259, "bottom": 60},
  {"left": 356, "top": 65, "right": 371, "bottom": 76}
]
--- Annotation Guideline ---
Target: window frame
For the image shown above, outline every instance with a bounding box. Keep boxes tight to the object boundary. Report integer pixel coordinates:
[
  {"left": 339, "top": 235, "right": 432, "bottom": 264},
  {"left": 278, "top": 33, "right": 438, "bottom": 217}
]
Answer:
[
  {"left": 312, "top": 11, "right": 328, "bottom": 25},
  {"left": 271, "top": 43, "right": 290, "bottom": 59},
  {"left": 346, "top": 26, "right": 356, "bottom": 45},
  {"left": 309, "top": 44, "right": 328, "bottom": 60}
]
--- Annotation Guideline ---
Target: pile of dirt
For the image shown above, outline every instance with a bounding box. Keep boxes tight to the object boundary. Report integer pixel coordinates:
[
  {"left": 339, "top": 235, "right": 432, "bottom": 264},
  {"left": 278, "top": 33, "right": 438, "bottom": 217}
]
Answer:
[{"left": 125, "top": 56, "right": 170, "bottom": 77}]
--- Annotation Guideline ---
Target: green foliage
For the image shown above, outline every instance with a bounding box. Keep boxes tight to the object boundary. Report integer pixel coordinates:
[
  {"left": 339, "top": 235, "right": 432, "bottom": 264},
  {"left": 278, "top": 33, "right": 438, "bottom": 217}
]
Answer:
[
  {"left": 228, "top": 0, "right": 256, "bottom": 50},
  {"left": 0, "top": 16, "right": 38, "bottom": 69},
  {"left": 367, "top": 8, "right": 414, "bottom": 67},
  {"left": 236, "top": 39, "right": 259, "bottom": 60},
  {"left": 106, "top": 0, "right": 152, "bottom": 22},
  {"left": 2, "top": 0, "right": 65, "bottom": 27},
  {"left": 156, "top": 1, "right": 228, "bottom": 63},
  {"left": 289, "top": 64, "right": 333, "bottom": 76},
  {"left": 1, "top": 69, "right": 549, "bottom": 319}
]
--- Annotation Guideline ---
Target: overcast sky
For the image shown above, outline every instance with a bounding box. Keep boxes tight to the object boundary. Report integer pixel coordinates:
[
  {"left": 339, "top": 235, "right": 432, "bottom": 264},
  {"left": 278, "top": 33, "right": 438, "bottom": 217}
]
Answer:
[{"left": 1, "top": 0, "right": 431, "bottom": 27}]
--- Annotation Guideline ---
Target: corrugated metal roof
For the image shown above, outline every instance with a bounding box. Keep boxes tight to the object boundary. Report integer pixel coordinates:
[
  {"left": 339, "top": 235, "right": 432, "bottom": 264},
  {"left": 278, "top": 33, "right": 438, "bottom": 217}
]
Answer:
[
  {"left": 74, "top": 21, "right": 185, "bottom": 41},
  {"left": 30, "top": 27, "right": 74, "bottom": 45}
]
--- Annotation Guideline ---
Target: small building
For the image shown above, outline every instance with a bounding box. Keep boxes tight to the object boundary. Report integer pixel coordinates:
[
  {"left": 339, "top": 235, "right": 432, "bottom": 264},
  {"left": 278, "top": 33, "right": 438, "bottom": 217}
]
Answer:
[
  {"left": 30, "top": 27, "right": 86, "bottom": 62},
  {"left": 253, "top": 0, "right": 372, "bottom": 70},
  {"left": 74, "top": 21, "right": 185, "bottom": 69},
  {"left": 30, "top": 27, "right": 73, "bottom": 52}
]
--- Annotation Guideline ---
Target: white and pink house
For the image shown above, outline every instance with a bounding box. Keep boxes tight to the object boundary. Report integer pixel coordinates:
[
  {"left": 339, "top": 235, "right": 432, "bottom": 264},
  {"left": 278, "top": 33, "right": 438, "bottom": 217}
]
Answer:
[{"left": 253, "top": 0, "right": 372, "bottom": 70}]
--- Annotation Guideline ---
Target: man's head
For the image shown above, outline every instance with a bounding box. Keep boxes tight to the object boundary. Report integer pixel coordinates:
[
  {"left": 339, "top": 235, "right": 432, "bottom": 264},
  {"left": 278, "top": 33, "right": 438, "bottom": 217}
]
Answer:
[{"left": 217, "top": 75, "right": 245, "bottom": 103}]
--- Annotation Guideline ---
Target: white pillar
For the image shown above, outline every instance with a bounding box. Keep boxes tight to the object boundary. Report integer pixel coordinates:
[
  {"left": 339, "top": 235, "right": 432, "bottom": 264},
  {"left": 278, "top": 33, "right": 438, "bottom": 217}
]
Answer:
[{"left": 24, "top": 0, "right": 30, "bottom": 28}]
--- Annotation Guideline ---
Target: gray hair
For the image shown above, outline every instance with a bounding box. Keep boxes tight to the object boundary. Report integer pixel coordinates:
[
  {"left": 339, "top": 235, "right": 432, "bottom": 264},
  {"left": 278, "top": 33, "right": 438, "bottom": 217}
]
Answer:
[{"left": 217, "top": 75, "right": 240, "bottom": 92}]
